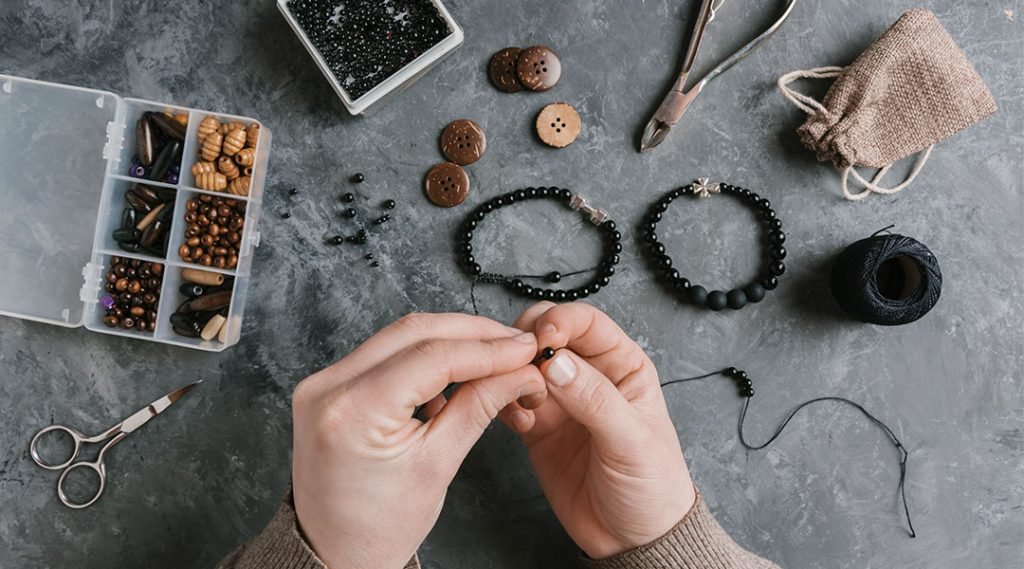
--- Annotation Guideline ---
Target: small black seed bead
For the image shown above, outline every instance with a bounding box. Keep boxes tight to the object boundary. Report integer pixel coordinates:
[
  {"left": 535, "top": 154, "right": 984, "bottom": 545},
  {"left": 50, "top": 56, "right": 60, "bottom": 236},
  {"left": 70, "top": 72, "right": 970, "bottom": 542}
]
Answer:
[
  {"left": 365, "top": 253, "right": 374, "bottom": 260},
  {"left": 288, "top": 187, "right": 299, "bottom": 196},
  {"left": 343, "top": 207, "right": 357, "bottom": 218},
  {"left": 352, "top": 173, "right": 365, "bottom": 183},
  {"left": 281, "top": 211, "right": 291, "bottom": 219},
  {"left": 382, "top": 199, "right": 396, "bottom": 210},
  {"left": 726, "top": 367, "right": 739, "bottom": 377},
  {"left": 328, "top": 235, "right": 344, "bottom": 245},
  {"left": 342, "top": 193, "right": 355, "bottom": 203},
  {"left": 761, "top": 276, "right": 778, "bottom": 290},
  {"left": 740, "top": 387, "right": 754, "bottom": 398},
  {"left": 541, "top": 347, "right": 556, "bottom": 360}
]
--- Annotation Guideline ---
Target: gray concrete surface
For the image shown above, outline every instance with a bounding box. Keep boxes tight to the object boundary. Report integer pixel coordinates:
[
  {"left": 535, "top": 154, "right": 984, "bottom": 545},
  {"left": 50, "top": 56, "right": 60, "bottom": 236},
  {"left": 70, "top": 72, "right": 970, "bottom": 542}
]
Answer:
[{"left": 1, "top": 1, "right": 1021, "bottom": 567}]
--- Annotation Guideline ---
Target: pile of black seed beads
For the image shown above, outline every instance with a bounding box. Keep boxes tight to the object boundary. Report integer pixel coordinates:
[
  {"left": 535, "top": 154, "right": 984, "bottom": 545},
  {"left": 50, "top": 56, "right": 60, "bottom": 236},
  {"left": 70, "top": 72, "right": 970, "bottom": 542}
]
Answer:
[
  {"left": 459, "top": 187, "right": 622, "bottom": 302},
  {"left": 287, "top": 0, "right": 452, "bottom": 100}
]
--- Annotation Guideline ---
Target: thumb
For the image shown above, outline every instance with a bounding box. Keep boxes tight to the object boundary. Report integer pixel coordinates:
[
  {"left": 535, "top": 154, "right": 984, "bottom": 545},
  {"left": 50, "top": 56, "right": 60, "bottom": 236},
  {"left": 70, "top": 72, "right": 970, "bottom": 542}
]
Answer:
[
  {"left": 425, "top": 366, "right": 546, "bottom": 465},
  {"left": 540, "top": 349, "right": 642, "bottom": 448}
]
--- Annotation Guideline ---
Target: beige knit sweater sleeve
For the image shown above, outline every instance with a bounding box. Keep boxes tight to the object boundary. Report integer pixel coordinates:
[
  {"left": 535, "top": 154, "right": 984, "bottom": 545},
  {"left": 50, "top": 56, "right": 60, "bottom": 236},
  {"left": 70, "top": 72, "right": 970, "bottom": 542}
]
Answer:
[{"left": 216, "top": 491, "right": 779, "bottom": 569}]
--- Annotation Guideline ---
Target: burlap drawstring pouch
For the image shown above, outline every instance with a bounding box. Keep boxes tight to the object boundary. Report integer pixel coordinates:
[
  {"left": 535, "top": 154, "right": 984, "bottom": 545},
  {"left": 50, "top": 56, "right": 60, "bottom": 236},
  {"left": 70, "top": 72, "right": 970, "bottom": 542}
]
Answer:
[{"left": 777, "top": 9, "right": 997, "bottom": 201}]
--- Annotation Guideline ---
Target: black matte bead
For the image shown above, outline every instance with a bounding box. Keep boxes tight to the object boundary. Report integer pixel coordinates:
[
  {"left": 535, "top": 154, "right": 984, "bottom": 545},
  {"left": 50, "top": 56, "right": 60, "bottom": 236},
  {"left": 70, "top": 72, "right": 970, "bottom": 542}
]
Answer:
[
  {"left": 770, "top": 246, "right": 787, "bottom": 260},
  {"left": 688, "top": 285, "right": 708, "bottom": 306},
  {"left": 761, "top": 276, "right": 779, "bottom": 290},
  {"left": 744, "top": 282, "right": 766, "bottom": 303},
  {"left": 769, "top": 261, "right": 786, "bottom": 276},
  {"left": 707, "top": 290, "right": 727, "bottom": 311},
  {"left": 726, "top": 289, "right": 748, "bottom": 310},
  {"left": 547, "top": 271, "right": 562, "bottom": 283}
]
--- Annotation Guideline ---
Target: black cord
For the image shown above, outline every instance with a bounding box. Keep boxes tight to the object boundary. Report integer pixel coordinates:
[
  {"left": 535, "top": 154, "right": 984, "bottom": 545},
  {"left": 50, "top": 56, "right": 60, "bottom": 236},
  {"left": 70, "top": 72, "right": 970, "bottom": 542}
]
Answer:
[
  {"left": 661, "top": 370, "right": 916, "bottom": 538},
  {"left": 470, "top": 267, "right": 598, "bottom": 315}
]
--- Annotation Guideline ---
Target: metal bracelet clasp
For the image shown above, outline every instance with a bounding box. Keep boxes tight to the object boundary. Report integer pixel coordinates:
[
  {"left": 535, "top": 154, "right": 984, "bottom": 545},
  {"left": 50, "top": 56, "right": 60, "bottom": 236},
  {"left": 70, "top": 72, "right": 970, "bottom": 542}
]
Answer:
[{"left": 568, "top": 192, "right": 609, "bottom": 225}]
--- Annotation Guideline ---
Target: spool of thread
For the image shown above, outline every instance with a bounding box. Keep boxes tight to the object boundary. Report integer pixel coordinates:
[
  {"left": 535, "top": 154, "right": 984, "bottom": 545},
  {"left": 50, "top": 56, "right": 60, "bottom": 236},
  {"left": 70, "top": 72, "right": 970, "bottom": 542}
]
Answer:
[{"left": 830, "top": 233, "right": 942, "bottom": 325}]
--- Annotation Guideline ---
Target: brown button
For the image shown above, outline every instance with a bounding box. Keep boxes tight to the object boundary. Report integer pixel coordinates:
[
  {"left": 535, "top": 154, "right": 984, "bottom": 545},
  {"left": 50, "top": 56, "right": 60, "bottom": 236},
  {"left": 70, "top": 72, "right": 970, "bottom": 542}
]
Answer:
[
  {"left": 488, "top": 47, "right": 523, "bottom": 93},
  {"left": 516, "top": 46, "right": 561, "bottom": 92},
  {"left": 536, "top": 103, "right": 581, "bottom": 148},
  {"left": 425, "top": 162, "right": 470, "bottom": 207},
  {"left": 440, "top": 119, "right": 487, "bottom": 165}
]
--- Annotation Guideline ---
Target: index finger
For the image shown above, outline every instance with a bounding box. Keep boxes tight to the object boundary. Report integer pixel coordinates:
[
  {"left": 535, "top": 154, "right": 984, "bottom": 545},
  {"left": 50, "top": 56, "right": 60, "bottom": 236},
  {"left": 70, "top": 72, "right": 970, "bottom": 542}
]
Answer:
[{"left": 533, "top": 303, "right": 655, "bottom": 385}]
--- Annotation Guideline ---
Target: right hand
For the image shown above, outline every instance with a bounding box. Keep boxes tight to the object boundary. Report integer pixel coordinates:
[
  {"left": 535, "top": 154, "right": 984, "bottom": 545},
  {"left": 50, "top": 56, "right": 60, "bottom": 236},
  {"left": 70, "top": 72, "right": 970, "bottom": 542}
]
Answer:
[{"left": 500, "top": 303, "right": 696, "bottom": 560}]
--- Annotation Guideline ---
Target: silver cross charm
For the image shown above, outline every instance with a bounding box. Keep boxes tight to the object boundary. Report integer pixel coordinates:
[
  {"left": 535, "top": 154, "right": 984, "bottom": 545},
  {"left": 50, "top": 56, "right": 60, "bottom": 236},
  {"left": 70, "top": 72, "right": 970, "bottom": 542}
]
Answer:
[
  {"left": 568, "top": 192, "right": 609, "bottom": 225},
  {"left": 693, "top": 177, "right": 721, "bottom": 198}
]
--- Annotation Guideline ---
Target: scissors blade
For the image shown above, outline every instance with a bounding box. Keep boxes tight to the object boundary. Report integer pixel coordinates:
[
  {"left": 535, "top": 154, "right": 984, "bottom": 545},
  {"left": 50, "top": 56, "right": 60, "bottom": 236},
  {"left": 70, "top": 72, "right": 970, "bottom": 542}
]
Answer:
[{"left": 119, "top": 379, "right": 203, "bottom": 433}]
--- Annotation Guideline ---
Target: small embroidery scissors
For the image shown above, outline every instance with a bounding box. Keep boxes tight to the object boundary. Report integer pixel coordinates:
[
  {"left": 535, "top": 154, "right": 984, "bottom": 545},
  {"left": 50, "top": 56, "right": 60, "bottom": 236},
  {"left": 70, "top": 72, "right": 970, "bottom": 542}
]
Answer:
[
  {"left": 29, "top": 379, "right": 202, "bottom": 509},
  {"left": 639, "top": 0, "right": 799, "bottom": 152}
]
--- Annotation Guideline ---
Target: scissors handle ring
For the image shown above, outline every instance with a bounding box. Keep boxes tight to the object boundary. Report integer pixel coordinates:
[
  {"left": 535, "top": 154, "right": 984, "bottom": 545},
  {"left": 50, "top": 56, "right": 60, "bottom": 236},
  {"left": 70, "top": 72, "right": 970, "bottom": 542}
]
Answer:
[
  {"left": 56, "top": 460, "right": 106, "bottom": 509},
  {"left": 30, "top": 425, "right": 83, "bottom": 471}
]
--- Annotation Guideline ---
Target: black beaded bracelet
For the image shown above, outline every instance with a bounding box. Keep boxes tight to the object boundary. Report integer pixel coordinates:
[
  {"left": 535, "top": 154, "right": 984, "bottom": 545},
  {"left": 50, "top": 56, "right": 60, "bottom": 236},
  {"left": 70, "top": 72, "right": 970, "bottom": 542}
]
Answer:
[
  {"left": 642, "top": 178, "right": 786, "bottom": 311},
  {"left": 457, "top": 187, "right": 621, "bottom": 302}
]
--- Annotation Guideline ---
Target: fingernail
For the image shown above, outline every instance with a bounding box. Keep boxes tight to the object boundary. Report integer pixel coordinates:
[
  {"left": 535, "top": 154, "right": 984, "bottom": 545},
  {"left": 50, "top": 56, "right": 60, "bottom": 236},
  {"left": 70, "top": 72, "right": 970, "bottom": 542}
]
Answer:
[
  {"left": 511, "top": 410, "right": 531, "bottom": 432},
  {"left": 517, "top": 381, "right": 545, "bottom": 398},
  {"left": 505, "top": 326, "right": 526, "bottom": 336},
  {"left": 544, "top": 353, "right": 576, "bottom": 387},
  {"left": 514, "top": 332, "right": 536, "bottom": 344}
]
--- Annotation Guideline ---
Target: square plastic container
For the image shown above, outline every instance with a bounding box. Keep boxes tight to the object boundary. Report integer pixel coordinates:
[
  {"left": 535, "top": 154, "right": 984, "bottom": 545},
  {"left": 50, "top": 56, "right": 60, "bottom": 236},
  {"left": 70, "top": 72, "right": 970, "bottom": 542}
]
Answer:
[
  {"left": 277, "top": 0, "right": 464, "bottom": 115},
  {"left": 0, "top": 73, "right": 271, "bottom": 352}
]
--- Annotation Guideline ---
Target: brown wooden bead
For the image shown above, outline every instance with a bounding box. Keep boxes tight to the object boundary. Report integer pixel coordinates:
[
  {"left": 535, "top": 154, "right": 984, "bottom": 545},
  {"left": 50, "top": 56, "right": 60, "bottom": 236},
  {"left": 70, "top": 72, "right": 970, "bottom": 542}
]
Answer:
[
  {"left": 223, "top": 128, "right": 246, "bottom": 156},
  {"left": 227, "top": 255, "right": 238, "bottom": 269},
  {"left": 201, "top": 234, "right": 215, "bottom": 247},
  {"left": 187, "top": 236, "right": 200, "bottom": 247},
  {"left": 198, "top": 116, "right": 220, "bottom": 143},
  {"left": 213, "top": 256, "right": 227, "bottom": 269},
  {"left": 217, "top": 156, "right": 240, "bottom": 180},
  {"left": 199, "top": 254, "right": 213, "bottom": 266},
  {"left": 182, "top": 268, "right": 225, "bottom": 286},
  {"left": 201, "top": 131, "right": 224, "bottom": 162},
  {"left": 228, "top": 176, "right": 251, "bottom": 196},
  {"left": 115, "top": 278, "right": 128, "bottom": 292},
  {"left": 103, "top": 315, "right": 119, "bottom": 328},
  {"left": 127, "top": 280, "right": 142, "bottom": 294},
  {"left": 196, "top": 171, "right": 228, "bottom": 191},
  {"left": 179, "top": 244, "right": 191, "bottom": 259},
  {"left": 173, "top": 112, "right": 189, "bottom": 127},
  {"left": 220, "top": 121, "right": 245, "bottom": 135},
  {"left": 245, "top": 123, "right": 260, "bottom": 148},
  {"left": 191, "top": 161, "right": 216, "bottom": 178},
  {"left": 190, "top": 248, "right": 203, "bottom": 260},
  {"left": 234, "top": 147, "right": 255, "bottom": 166},
  {"left": 130, "top": 306, "right": 146, "bottom": 317}
]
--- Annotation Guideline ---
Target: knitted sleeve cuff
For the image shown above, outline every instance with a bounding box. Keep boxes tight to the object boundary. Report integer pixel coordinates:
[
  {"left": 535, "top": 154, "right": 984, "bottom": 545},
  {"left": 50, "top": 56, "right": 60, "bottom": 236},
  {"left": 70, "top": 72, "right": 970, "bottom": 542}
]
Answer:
[
  {"left": 216, "top": 492, "right": 420, "bottom": 569},
  {"left": 581, "top": 492, "right": 780, "bottom": 569}
]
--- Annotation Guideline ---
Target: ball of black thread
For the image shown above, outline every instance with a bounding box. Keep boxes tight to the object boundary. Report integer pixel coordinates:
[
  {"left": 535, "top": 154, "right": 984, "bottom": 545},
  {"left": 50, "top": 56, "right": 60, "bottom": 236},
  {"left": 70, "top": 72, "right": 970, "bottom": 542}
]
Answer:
[{"left": 830, "top": 234, "right": 942, "bottom": 326}]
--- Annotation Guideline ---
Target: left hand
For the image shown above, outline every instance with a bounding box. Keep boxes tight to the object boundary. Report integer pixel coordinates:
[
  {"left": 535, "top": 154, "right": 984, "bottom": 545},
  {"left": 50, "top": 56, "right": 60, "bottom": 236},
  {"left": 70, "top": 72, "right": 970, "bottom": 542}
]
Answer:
[{"left": 291, "top": 313, "right": 546, "bottom": 569}]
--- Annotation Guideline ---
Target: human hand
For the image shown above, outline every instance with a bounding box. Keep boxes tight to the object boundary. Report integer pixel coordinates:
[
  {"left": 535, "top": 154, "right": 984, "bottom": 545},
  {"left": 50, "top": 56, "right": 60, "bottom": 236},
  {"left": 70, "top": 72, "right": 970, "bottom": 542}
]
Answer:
[
  {"left": 499, "top": 302, "right": 696, "bottom": 559},
  {"left": 291, "top": 313, "right": 545, "bottom": 569}
]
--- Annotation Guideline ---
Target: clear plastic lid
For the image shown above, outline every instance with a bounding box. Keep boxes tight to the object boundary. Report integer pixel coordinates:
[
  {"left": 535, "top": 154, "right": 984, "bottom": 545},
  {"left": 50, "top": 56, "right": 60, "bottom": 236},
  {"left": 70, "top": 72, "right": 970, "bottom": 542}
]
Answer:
[{"left": 0, "top": 75, "right": 119, "bottom": 327}]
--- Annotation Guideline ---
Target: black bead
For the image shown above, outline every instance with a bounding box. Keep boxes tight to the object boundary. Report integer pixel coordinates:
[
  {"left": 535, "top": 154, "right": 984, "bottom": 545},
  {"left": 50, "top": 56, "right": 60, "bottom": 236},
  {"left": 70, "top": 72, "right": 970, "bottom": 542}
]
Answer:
[
  {"left": 554, "top": 290, "right": 568, "bottom": 301},
  {"left": 522, "top": 285, "right": 535, "bottom": 296},
  {"left": 490, "top": 196, "right": 505, "bottom": 208},
  {"left": 603, "top": 220, "right": 617, "bottom": 231},
  {"left": 525, "top": 187, "right": 537, "bottom": 198},
  {"left": 707, "top": 290, "right": 727, "bottom": 311},
  {"left": 740, "top": 387, "right": 755, "bottom": 398},
  {"left": 470, "top": 263, "right": 482, "bottom": 275},
  {"left": 541, "top": 290, "right": 555, "bottom": 300},
  {"left": 531, "top": 288, "right": 545, "bottom": 299},
  {"left": 610, "top": 243, "right": 622, "bottom": 254},
  {"left": 769, "top": 219, "right": 783, "bottom": 230},
  {"left": 761, "top": 276, "right": 779, "bottom": 290},
  {"left": 482, "top": 202, "right": 494, "bottom": 212},
  {"left": 558, "top": 188, "right": 572, "bottom": 200},
  {"left": 537, "top": 187, "right": 550, "bottom": 197},
  {"left": 770, "top": 246, "right": 787, "bottom": 260},
  {"left": 343, "top": 207, "right": 357, "bottom": 218},
  {"left": 328, "top": 235, "right": 344, "bottom": 245},
  {"left": 288, "top": 187, "right": 299, "bottom": 196},
  {"left": 726, "top": 289, "right": 748, "bottom": 310},
  {"left": 674, "top": 277, "right": 691, "bottom": 291},
  {"left": 743, "top": 282, "right": 766, "bottom": 303},
  {"left": 740, "top": 188, "right": 751, "bottom": 196},
  {"left": 607, "top": 254, "right": 620, "bottom": 265},
  {"left": 649, "top": 243, "right": 666, "bottom": 255},
  {"left": 608, "top": 230, "right": 622, "bottom": 241},
  {"left": 602, "top": 265, "right": 616, "bottom": 277},
  {"left": 654, "top": 202, "right": 668, "bottom": 213},
  {"left": 726, "top": 367, "right": 739, "bottom": 377},
  {"left": 762, "top": 209, "right": 776, "bottom": 221},
  {"left": 474, "top": 211, "right": 486, "bottom": 221},
  {"left": 382, "top": 199, "right": 396, "bottom": 210},
  {"left": 281, "top": 211, "right": 291, "bottom": 219},
  {"left": 759, "top": 199, "right": 771, "bottom": 210},
  {"left": 741, "top": 379, "right": 753, "bottom": 388},
  {"left": 663, "top": 268, "right": 680, "bottom": 281},
  {"left": 342, "top": 192, "right": 355, "bottom": 203},
  {"left": 748, "top": 192, "right": 760, "bottom": 203},
  {"left": 578, "top": 287, "right": 591, "bottom": 298},
  {"left": 567, "top": 290, "right": 579, "bottom": 301},
  {"left": 670, "top": 188, "right": 683, "bottom": 198},
  {"left": 641, "top": 221, "right": 657, "bottom": 232},
  {"left": 547, "top": 271, "right": 562, "bottom": 283},
  {"left": 505, "top": 193, "right": 517, "bottom": 204},
  {"left": 458, "top": 243, "right": 472, "bottom": 254},
  {"left": 648, "top": 211, "right": 662, "bottom": 223},
  {"left": 658, "top": 255, "right": 673, "bottom": 269},
  {"left": 459, "top": 230, "right": 473, "bottom": 242},
  {"left": 511, "top": 279, "right": 524, "bottom": 291},
  {"left": 352, "top": 173, "right": 365, "bottom": 183},
  {"left": 373, "top": 214, "right": 391, "bottom": 225},
  {"left": 770, "top": 230, "right": 786, "bottom": 244},
  {"left": 541, "top": 347, "right": 556, "bottom": 360},
  {"left": 688, "top": 285, "right": 708, "bottom": 306},
  {"left": 462, "top": 255, "right": 475, "bottom": 265},
  {"left": 597, "top": 276, "right": 610, "bottom": 286},
  {"left": 513, "top": 189, "right": 526, "bottom": 200},
  {"left": 464, "top": 219, "right": 477, "bottom": 230},
  {"left": 644, "top": 232, "right": 659, "bottom": 244},
  {"left": 769, "top": 261, "right": 786, "bottom": 276},
  {"left": 736, "top": 370, "right": 748, "bottom": 380},
  {"left": 590, "top": 282, "right": 602, "bottom": 293}
]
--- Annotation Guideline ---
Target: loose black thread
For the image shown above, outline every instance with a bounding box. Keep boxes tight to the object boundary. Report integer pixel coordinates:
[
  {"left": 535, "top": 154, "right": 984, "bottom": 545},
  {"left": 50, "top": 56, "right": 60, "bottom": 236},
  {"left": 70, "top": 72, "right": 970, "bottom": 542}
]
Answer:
[
  {"left": 831, "top": 226, "right": 942, "bottom": 326},
  {"left": 470, "top": 268, "right": 596, "bottom": 315},
  {"left": 661, "top": 369, "right": 916, "bottom": 538}
]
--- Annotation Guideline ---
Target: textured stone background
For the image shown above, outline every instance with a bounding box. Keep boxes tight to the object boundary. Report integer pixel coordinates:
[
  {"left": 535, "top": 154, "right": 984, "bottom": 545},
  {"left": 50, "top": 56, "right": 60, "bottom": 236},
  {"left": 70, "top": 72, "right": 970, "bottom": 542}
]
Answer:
[{"left": 1, "top": 1, "right": 1021, "bottom": 567}]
